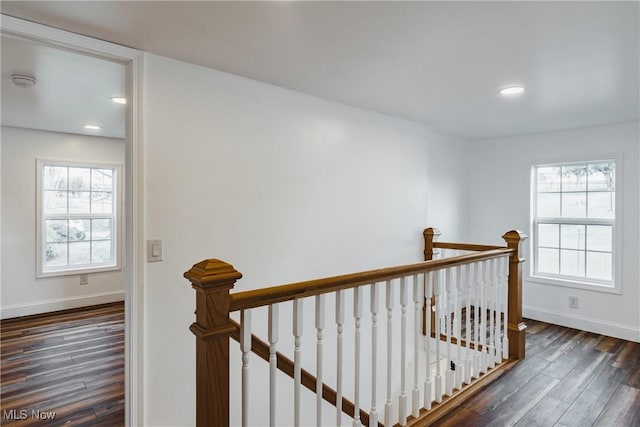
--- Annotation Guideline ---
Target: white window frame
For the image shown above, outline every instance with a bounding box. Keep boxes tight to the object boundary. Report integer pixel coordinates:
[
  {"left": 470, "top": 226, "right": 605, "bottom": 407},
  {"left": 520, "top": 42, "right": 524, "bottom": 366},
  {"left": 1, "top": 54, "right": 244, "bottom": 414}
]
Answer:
[
  {"left": 36, "top": 159, "right": 122, "bottom": 278},
  {"left": 529, "top": 156, "right": 623, "bottom": 294}
]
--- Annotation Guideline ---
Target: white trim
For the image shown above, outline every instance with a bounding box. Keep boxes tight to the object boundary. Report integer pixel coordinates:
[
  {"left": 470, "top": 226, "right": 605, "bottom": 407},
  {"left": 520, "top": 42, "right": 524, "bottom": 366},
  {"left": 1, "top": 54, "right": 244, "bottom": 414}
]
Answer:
[
  {"left": 526, "top": 275, "right": 622, "bottom": 295},
  {"left": 2, "top": 15, "right": 145, "bottom": 427},
  {"left": 523, "top": 304, "right": 640, "bottom": 343},
  {"left": 124, "top": 39, "right": 145, "bottom": 427},
  {"left": 1, "top": 290, "right": 125, "bottom": 319},
  {"left": 1, "top": 15, "right": 140, "bottom": 62}
]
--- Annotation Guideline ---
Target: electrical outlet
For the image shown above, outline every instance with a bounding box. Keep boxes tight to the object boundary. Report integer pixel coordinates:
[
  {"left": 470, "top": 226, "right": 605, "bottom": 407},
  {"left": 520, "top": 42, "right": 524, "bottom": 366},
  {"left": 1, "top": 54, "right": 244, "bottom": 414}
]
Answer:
[
  {"left": 569, "top": 296, "right": 578, "bottom": 309},
  {"left": 80, "top": 274, "right": 89, "bottom": 286}
]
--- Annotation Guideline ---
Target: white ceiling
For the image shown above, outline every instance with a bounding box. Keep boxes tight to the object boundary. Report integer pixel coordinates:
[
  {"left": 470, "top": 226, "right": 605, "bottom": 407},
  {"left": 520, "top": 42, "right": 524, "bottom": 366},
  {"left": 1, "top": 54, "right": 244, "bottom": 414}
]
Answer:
[
  {"left": 1, "top": 35, "right": 126, "bottom": 138},
  {"left": 1, "top": 1, "right": 638, "bottom": 140}
]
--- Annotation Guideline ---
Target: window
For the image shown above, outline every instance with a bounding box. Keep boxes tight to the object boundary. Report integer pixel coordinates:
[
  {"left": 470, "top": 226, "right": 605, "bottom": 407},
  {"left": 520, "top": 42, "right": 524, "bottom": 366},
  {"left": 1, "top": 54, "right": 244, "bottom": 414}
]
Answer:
[
  {"left": 37, "top": 160, "right": 121, "bottom": 277},
  {"left": 532, "top": 160, "right": 618, "bottom": 290}
]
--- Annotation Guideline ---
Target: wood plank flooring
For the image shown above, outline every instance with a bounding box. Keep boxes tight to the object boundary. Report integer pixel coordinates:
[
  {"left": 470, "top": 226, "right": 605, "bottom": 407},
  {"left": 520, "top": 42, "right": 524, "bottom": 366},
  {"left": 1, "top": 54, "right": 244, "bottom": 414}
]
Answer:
[
  {"left": 1, "top": 302, "right": 124, "bottom": 426},
  {"left": 434, "top": 319, "right": 640, "bottom": 427},
  {"left": 2, "top": 306, "right": 637, "bottom": 426}
]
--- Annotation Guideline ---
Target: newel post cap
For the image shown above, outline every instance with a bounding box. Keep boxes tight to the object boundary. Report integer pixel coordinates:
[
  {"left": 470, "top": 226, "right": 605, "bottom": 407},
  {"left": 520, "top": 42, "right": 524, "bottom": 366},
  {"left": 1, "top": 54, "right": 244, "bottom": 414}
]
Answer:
[
  {"left": 184, "top": 259, "right": 242, "bottom": 289},
  {"left": 502, "top": 230, "right": 528, "bottom": 245},
  {"left": 423, "top": 227, "right": 442, "bottom": 239}
]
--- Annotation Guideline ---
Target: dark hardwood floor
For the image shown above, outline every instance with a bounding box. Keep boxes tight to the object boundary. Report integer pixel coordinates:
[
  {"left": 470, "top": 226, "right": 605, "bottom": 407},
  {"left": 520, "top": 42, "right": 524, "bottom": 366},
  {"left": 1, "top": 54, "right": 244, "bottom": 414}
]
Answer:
[
  {"left": 2, "top": 305, "right": 637, "bottom": 426},
  {"left": 434, "top": 319, "right": 640, "bottom": 427},
  {"left": 1, "top": 302, "right": 124, "bottom": 426}
]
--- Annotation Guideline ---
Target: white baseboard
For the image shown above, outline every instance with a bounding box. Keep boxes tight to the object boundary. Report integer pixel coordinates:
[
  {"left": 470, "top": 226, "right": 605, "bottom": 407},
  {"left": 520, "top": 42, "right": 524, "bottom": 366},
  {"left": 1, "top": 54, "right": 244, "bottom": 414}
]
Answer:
[
  {"left": 1, "top": 290, "right": 125, "bottom": 319},
  {"left": 523, "top": 305, "right": 640, "bottom": 343}
]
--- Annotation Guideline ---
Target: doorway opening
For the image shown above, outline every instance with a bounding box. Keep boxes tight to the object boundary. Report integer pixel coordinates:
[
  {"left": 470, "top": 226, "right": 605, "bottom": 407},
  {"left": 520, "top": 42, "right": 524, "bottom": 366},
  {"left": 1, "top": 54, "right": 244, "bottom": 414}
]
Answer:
[{"left": 1, "top": 16, "right": 143, "bottom": 426}]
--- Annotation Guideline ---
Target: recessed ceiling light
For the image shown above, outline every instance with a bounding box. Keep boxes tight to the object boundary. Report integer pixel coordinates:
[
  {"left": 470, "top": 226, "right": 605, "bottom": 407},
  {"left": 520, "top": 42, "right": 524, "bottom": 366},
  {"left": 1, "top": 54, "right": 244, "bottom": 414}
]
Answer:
[
  {"left": 499, "top": 85, "right": 525, "bottom": 96},
  {"left": 84, "top": 125, "right": 102, "bottom": 131},
  {"left": 111, "top": 97, "right": 126, "bottom": 105}
]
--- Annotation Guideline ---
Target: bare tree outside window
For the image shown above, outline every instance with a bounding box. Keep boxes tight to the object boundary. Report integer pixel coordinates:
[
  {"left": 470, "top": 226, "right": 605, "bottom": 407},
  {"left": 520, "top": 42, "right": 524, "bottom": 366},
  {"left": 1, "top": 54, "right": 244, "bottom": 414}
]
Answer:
[{"left": 38, "top": 161, "right": 120, "bottom": 276}]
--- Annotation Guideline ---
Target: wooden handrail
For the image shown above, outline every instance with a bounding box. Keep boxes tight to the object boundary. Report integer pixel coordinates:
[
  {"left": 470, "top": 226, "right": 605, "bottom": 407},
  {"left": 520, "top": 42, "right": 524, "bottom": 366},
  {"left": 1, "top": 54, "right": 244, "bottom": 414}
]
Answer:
[
  {"left": 433, "top": 241, "right": 506, "bottom": 252},
  {"left": 228, "top": 319, "right": 380, "bottom": 427},
  {"left": 229, "top": 248, "right": 513, "bottom": 312}
]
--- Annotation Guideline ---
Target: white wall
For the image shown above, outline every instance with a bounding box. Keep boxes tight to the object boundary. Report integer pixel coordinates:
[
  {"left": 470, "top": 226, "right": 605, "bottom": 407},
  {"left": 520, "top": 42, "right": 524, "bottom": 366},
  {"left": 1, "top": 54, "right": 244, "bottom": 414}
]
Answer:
[
  {"left": 467, "top": 121, "right": 640, "bottom": 342},
  {"left": 1, "top": 126, "right": 125, "bottom": 318},
  {"left": 142, "top": 53, "right": 469, "bottom": 426},
  {"left": 426, "top": 131, "right": 470, "bottom": 241}
]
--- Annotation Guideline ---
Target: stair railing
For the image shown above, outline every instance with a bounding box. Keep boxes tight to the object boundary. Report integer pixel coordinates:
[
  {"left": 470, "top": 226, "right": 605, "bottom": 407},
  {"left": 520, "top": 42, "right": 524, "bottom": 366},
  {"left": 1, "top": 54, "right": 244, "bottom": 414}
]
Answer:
[{"left": 185, "top": 228, "right": 527, "bottom": 427}]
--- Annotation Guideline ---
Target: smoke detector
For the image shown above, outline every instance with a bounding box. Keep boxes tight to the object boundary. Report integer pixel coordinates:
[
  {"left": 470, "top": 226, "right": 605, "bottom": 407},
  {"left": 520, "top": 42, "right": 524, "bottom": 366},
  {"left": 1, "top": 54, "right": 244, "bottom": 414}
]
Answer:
[{"left": 11, "top": 74, "right": 37, "bottom": 88}]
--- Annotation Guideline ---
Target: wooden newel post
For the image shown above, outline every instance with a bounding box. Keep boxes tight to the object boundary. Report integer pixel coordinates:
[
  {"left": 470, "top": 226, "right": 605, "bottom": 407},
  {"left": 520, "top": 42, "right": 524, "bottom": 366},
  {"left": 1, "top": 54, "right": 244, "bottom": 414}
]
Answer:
[
  {"left": 184, "top": 259, "right": 243, "bottom": 427},
  {"left": 502, "top": 231, "right": 528, "bottom": 360},
  {"left": 423, "top": 227, "right": 442, "bottom": 261},
  {"left": 423, "top": 228, "right": 441, "bottom": 335}
]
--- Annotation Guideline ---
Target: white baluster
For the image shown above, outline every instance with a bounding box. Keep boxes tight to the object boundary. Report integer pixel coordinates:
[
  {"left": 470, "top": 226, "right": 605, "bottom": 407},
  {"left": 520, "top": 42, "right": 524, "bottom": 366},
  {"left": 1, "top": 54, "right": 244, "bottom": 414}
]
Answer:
[
  {"left": 336, "top": 290, "right": 345, "bottom": 426},
  {"left": 486, "top": 260, "right": 493, "bottom": 371},
  {"left": 241, "top": 310, "right": 251, "bottom": 427},
  {"left": 488, "top": 258, "right": 496, "bottom": 369},
  {"left": 445, "top": 268, "right": 453, "bottom": 396},
  {"left": 493, "top": 258, "right": 501, "bottom": 365},
  {"left": 464, "top": 264, "right": 473, "bottom": 385},
  {"left": 501, "top": 257, "right": 510, "bottom": 360},
  {"left": 398, "top": 277, "right": 408, "bottom": 426},
  {"left": 480, "top": 260, "right": 489, "bottom": 374},
  {"left": 316, "top": 295, "right": 325, "bottom": 427},
  {"left": 268, "top": 304, "right": 279, "bottom": 427},
  {"left": 424, "top": 272, "right": 433, "bottom": 411},
  {"left": 473, "top": 261, "right": 482, "bottom": 379},
  {"left": 293, "top": 299, "right": 303, "bottom": 427},
  {"left": 455, "top": 265, "right": 463, "bottom": 390},
  {"left": 478, "top": 261, "right": 485, "bottom": 374},
  {"left": 433, "top": 270, "right": 443, "bottom": 403},
  {"left": 353, "top": 286, "right": 363, "bottom": 427},
  {"left": 370, "top": 283, "right": 379, "bottom": 427},
  {"left": 384, "top": 280, "right": 394, "bottom": 427},
  {"left": 412, "top": 275, "right": 423, "bottom": 417}
]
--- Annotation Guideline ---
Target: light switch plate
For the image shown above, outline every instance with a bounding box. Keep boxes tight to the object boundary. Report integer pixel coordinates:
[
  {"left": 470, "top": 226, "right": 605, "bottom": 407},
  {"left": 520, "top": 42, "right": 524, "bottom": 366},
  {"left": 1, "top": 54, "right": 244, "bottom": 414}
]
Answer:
[
  {"left": 80, "top": 274, "right": 89, "bottom": 285},
  {"left": 147, "top": 239, "right": 163, "bottom": 262}
]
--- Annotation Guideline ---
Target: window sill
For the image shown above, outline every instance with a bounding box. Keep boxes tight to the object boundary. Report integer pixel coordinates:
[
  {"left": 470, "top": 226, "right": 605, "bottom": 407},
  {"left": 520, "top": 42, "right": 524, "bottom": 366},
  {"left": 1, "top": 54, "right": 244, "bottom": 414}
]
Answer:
[
  {"left": 527, "top": 274, "right": 621, "bottom": 294},
  {"left": 37, "top": 264, "right": 121, "bottom": 279}
]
